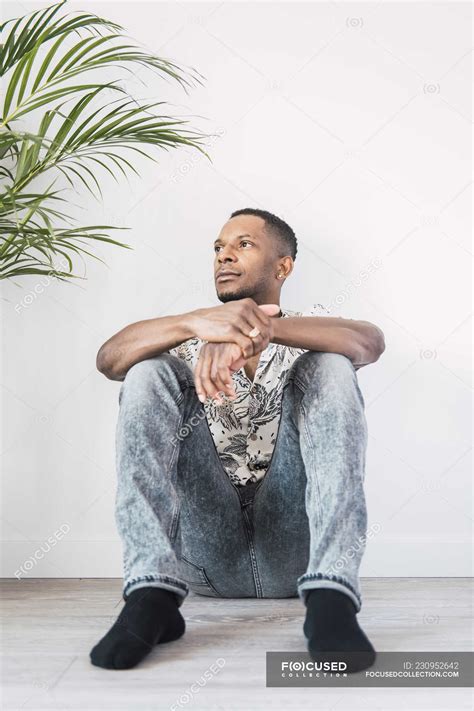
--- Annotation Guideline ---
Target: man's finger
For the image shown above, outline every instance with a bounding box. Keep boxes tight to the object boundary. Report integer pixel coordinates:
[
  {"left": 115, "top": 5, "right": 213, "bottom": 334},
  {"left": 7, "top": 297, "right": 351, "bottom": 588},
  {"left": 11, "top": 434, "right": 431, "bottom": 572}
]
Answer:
[
  {"left": 194, "top": 347, "right": 207, "bottom": 403},
  {"left": 199, "top": 348, "right": 223, "bottom": 403},
  {"left": 231, "top": 328, "right": 257, "bottom": 359},
  {"left": 209, "top": 347, "right": 230, "bottom": 397},
  {"left": 219, "top": 348, "right": 237, "bottom": 397},
  {"left": 258, "top": 303, "right": 280, "bottom": 316},
  {"left": 211, "top": 357, "right": 234, "bottom": 400}
]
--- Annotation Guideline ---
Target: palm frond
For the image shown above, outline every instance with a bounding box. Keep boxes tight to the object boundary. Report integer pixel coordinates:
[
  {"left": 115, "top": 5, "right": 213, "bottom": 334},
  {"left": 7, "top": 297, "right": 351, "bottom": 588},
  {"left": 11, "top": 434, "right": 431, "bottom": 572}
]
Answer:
[{"left": 0, "top": 1, "right": 211, "bottom": 281}]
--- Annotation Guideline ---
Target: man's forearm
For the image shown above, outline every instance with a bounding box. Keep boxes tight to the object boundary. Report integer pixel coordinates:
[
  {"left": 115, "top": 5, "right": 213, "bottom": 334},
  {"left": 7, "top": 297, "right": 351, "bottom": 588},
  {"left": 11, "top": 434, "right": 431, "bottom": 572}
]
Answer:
[
  {"left": 97, "top": 313, "right": 194, "bottom": 381},
  {"left": 271, "top": 317, "right": 385, "bottom": 367}
]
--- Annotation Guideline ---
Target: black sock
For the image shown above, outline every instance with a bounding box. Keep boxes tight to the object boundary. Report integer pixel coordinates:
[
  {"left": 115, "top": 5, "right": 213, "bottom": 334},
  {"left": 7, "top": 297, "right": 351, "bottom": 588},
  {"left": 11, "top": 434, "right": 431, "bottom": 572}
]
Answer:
[
  {"left": 303, "top": 588, "right": 376, "bottom": 673},
  {"left": 90, "top": 587, "right": 185, "bottom": 670}
]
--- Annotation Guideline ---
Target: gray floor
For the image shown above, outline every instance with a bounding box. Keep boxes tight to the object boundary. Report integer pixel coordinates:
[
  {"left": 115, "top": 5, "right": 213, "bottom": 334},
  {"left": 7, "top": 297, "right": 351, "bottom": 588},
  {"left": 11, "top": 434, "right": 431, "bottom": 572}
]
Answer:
[{"left": 1, "top": 578, "right": 472, "bottom": 710}]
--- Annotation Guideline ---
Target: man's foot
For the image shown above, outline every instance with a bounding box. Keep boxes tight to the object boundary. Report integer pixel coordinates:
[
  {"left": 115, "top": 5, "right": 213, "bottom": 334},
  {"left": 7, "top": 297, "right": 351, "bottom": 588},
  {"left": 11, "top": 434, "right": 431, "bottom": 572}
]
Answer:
[
  {"left": 90, "top": 587, "right": 185, "bottom": 670},
  {"left": 303, "top": 588, "right": 376, "bottom": 673}
]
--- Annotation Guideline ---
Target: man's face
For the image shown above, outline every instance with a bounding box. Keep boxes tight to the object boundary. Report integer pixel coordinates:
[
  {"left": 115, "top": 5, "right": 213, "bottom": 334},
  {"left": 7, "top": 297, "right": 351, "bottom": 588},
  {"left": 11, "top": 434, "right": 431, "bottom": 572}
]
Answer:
[{"left": 214, "top": 215, "right": 279, "bottom": 303}]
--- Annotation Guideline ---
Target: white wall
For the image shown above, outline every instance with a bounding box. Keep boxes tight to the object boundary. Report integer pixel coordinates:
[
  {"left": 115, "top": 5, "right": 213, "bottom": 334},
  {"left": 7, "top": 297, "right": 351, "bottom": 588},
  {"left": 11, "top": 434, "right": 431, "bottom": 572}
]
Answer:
[{"left": 1, "top": 1, "right": 472, "bottom": 579}]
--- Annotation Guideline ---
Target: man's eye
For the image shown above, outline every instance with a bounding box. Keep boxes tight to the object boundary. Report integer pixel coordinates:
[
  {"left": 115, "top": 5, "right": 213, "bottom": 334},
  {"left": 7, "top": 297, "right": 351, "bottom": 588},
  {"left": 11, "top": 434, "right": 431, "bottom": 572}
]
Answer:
[
  {"left": 241, "top": 241, "right": 251, "bottom": 247},
  {"left": 214, "top": 246, "right": 221, "bottom": 252}
]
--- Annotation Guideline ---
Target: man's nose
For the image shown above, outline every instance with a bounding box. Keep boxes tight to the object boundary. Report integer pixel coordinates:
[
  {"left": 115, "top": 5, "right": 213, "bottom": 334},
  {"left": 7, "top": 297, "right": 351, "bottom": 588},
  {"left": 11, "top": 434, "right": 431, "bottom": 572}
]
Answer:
[{"left": 218, "top": 248, "right": 237, "bottom": 263}]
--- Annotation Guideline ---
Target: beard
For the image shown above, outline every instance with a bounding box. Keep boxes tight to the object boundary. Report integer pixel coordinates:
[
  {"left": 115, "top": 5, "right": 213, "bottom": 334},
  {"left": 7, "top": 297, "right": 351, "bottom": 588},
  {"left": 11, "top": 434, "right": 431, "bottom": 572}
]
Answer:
[
  {"left": 216, "top": 272, "right": 271, "bottom": 303},
  {"left": 217, "top": 284, "right": 256, "bottom": 303}
]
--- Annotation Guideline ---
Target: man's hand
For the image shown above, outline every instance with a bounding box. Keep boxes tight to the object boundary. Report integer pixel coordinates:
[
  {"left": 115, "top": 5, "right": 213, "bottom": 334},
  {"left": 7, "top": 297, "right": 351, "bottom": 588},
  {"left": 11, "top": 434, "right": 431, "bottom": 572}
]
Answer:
[
  {"left": 193, "top": 302, "right": 280, "bottom": 403},
  {"left": 187, "top": 299, "right": 280, "bottom": 359},
  {"left": 194, "top": 342, "right": 245, "bottom": 403}
]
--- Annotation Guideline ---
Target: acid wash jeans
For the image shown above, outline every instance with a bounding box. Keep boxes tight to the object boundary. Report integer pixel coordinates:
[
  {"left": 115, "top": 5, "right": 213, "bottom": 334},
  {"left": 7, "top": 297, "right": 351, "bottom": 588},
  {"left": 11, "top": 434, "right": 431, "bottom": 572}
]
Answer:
[{"left": 115, "top": 350, "right": 369, "bottom": 612}]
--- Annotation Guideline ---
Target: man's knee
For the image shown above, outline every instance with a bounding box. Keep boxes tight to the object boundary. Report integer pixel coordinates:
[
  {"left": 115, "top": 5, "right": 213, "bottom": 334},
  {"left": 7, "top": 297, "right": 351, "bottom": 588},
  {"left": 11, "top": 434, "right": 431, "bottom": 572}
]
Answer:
[
  {"left": 124, "top": 353, "right": 182, "bottom": 383},
  {"left": 291, "top": 350, "right": 355, "bottom": 381},
  {"left": 119, "top": 354, "right": 190, "bottom": 403},
  {"left": 289, "top": 351, "right": 364, "bottom": 406}
]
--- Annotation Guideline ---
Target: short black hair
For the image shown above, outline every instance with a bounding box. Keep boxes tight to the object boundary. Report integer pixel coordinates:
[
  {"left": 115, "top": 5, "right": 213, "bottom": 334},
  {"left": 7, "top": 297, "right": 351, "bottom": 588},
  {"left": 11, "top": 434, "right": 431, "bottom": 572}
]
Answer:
[{"left": 229, "top": 207, "right": 298, "bottom": 261}]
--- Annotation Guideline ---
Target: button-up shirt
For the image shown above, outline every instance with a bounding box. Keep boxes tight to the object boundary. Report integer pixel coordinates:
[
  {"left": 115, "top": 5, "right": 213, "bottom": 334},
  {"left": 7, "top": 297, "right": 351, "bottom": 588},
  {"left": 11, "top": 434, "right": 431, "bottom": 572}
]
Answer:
[{"left": 168, "top": 304, "right": 331, "bottom": 486}]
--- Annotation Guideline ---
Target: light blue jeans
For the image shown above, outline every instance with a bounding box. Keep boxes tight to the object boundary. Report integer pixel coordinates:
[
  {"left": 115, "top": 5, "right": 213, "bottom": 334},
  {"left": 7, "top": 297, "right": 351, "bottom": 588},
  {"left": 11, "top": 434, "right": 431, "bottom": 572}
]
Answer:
[{"left": 115, "top": 350, "right": 368, "bottom": 612}]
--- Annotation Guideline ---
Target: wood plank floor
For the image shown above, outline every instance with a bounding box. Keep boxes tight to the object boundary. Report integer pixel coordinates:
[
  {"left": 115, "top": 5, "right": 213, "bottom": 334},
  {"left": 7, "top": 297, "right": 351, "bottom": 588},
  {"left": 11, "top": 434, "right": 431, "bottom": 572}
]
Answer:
[{"left": 1, "top": 578, "right": 472, "bottom": 710}]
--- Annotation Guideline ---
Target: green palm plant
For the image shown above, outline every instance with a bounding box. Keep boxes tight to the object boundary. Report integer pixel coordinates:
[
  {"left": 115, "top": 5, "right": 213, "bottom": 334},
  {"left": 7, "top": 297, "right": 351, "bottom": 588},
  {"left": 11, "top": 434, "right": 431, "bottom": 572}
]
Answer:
[{"left": 0, "top": 0, "right": 208, "bottom": 281}]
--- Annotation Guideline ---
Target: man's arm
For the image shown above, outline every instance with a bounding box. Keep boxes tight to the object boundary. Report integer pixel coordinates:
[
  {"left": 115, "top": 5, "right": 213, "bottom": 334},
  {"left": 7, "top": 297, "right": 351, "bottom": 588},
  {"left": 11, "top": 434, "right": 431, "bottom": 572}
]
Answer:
[
  {"left": 96, "top": 314, "right": 195, "bottom": 381},
  {"left": 271, "top": 316, "right": 385, "bottom": 368},
  {"left": 96, "top": 300, "right": 279, "bottom": 381}
]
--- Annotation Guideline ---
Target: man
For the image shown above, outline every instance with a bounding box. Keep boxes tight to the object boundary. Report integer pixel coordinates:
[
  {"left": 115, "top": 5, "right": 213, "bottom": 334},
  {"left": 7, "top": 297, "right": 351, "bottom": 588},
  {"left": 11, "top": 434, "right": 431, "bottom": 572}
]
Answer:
[{"left": 90, "top": 207, "right": 385, "bottom": 672}]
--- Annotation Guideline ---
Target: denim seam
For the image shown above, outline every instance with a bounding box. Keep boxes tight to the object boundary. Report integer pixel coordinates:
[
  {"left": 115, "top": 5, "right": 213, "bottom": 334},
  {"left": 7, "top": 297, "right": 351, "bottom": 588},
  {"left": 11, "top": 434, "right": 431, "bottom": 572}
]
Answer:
[
  {"left": 299, "top": 395, "right": 323, "bottom": 536},
  {"left": 169, "top": 502, "right": 180, "bottom": 542},
  {"left": 180, "top": 555, "right": 223, "bottom": 597},
  {"left": 124, "top": 573, "right": 189, "bottom": 595},
  {"left": 240, "top": 506, "right": 263, "bottom": 597},
  {"left": 297, "top": 571, "right": 362, "bottom": 606}
]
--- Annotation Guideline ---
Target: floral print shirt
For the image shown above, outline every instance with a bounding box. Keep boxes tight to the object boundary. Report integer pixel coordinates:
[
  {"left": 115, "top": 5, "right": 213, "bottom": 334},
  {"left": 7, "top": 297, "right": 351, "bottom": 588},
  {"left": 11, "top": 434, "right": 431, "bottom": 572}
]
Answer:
[{"left": 168, "top": 304, "right": 332, "bottom": 487}]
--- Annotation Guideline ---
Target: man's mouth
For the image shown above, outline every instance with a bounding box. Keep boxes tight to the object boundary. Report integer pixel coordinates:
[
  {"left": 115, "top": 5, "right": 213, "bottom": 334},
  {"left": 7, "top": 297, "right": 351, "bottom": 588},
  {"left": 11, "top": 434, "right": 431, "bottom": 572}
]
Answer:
[{"left": 216, "top": 272, "right": 240, "bottom": 283}]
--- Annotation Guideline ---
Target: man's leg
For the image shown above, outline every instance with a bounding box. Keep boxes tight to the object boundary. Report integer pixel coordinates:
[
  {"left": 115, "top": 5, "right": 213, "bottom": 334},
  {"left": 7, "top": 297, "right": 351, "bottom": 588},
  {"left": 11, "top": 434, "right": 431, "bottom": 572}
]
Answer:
[
  {"left": 252, "top": 350, "right": 375, "bottom": 672},
  {"left": 90, "top": 353, "right": 252, "bottom": 669}
]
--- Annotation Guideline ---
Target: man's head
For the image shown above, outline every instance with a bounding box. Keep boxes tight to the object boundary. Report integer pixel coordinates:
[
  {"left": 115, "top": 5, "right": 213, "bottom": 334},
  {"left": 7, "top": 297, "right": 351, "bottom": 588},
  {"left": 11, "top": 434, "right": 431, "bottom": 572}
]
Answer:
[{"left": 214, "top": 208, "right": 297, "bottom": 304}]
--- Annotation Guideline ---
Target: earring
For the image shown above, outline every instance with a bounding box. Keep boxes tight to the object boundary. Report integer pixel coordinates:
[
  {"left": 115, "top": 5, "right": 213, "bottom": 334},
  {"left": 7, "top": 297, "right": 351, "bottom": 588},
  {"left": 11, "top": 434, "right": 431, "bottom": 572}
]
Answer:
[{"left": 278, "top": 273, "right": 284, "bottom": 279}]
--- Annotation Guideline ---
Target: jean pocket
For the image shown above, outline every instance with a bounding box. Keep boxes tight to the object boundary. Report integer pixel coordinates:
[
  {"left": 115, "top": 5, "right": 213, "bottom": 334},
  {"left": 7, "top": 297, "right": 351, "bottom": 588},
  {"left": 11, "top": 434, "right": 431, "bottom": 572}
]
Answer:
[{"left": 178, "top": 554, "right": 221, "bottom": 597}]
